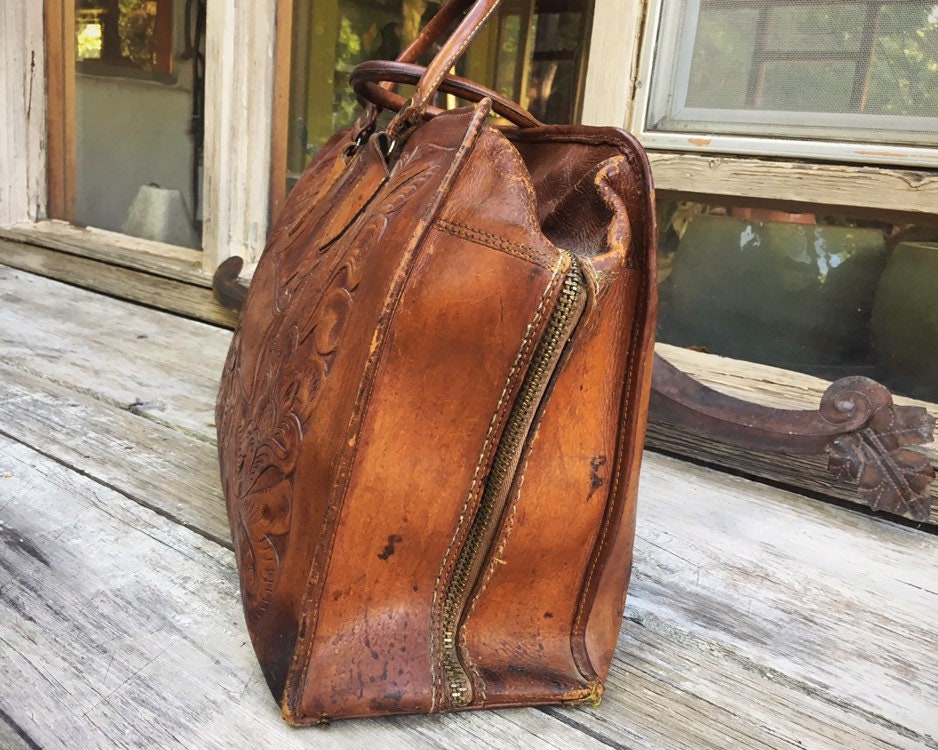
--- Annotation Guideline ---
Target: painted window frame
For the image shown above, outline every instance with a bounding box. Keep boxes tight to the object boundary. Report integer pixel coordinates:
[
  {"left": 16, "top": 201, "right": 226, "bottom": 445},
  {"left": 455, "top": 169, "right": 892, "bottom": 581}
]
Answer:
[
  {"left": 1, "top": 0, "right": 277, "bottom": 277},
  {"left": 632, "top": 0, "right": 938, "bottom": 169},
  {"left": 2, "top": 0, "right": 936, "bottom": 268},
  {"left": 582, "top": 0, "right": 938, "bottom": 218}
]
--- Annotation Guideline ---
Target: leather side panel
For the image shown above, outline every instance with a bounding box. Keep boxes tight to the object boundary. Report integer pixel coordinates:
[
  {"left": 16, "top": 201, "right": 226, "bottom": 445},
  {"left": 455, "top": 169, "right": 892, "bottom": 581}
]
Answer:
[
  {"left": 217, "top": 108, "right": 487, "bottom": 703},
  {"left": 297, "top": 226, "right": 561, "bottom": 720},
  {"left": 459, "top": 275, "right": 639, "bottom": 708},
  {"left": 508, "top": 126, "right": 659, "bottom": 683},
  {"left": 459, "top": 138, "right": 658, "bottom": 703},
  {"left": 564, "top": 133, "right": 659, "bottom": 683}
]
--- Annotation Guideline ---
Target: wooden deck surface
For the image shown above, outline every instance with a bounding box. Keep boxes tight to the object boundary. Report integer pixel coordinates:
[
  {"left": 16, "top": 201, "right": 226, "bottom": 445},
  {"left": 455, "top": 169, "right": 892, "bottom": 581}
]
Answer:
[{"left": 1, "top": 263, "right": 936, "bottom": 749}]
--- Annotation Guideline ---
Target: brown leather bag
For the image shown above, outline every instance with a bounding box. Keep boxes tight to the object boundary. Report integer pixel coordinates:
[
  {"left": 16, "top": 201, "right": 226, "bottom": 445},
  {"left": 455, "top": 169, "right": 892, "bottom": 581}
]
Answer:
[{"left": 216, "top": 0, "right": 657, "bottom": 724}]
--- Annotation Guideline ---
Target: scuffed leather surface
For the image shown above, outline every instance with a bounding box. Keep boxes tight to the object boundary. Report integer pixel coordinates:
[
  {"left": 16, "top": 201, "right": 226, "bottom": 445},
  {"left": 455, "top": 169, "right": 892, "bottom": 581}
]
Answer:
[{"left": 216, "top": 99, "right": 657, "bottom": 723}]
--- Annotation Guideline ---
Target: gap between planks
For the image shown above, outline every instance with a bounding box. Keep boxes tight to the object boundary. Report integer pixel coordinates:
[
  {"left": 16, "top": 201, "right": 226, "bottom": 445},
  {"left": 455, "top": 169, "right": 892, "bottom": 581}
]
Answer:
[
  {"left": 1, "top": 435, "right": 932, "bottom": 749},
  {"left": 2, "top": 264, "right": 937, "bottom": 747}
]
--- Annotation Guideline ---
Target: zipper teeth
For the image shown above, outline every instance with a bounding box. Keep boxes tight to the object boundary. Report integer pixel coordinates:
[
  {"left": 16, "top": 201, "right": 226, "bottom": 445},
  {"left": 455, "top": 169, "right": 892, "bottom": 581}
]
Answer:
[{"left": 441, "top": 260, "right": 586, "bottom": 708}]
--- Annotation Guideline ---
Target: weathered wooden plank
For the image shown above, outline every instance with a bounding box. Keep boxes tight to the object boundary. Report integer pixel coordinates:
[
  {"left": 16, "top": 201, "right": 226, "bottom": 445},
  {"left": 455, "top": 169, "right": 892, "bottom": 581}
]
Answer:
[
  {"left": 3, "top": 267, "right": 937, "bottom": 746},
  {"left": 3, "top": 434, "right": 930, "bottom": 749},
  {"left": 562, "top": 621, "right": 929, "bottom": 750},
  {"left": 2, "top": 367, "right": 935, "bottom": 747},
  {"left": 0, "top": 364, "right": 228, "bottom": 546},
  {"left": 0, "top": 711, "right": 38, "bottom": 750},
  {"left": 0, "top": 2, "right": 46, "bottom": 226},
  {"left": 581, "top": 0, "right": 644, "bottom": 131},
  {"left": 0, "top": 244, "right": 237, "bottom": 329},
  {"left": 648, "top": 153, "right": 938, "bottom": 217},
  {"left": 202, "top": 0, "right": 277, "bottom": 270},
  {"left": 0, "top": 437, "right": 611, "bottom": 750},
  {"left": 629, "top": 457, "right": 938, "bottom": 744},
  {"left": 41, "top": 0, "right": 76, "bottom": 222},
  {"left": 0, "top": 221, "right": 210, "bottom": 287},
  {"left": 0, "top": 264, "right": 227, "bottom": 441}
]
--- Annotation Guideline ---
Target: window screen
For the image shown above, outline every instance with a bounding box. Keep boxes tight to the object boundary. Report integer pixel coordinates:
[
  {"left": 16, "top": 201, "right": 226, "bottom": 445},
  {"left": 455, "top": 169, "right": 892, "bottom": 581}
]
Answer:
[{"left": 646, "top": 0, "right": 938, "bottom": 147}]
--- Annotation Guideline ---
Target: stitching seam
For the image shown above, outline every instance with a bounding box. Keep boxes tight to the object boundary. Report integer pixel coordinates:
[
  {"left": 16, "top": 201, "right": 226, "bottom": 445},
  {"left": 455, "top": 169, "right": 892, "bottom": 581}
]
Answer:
[
  {"left": 429, "top": 263, "right": 561, "bottom": 710},
  {"left": 436, "top": 219, "right": 549, "bottom": 268},
  {"left": 570, "top": 290, "right": 645, "bottom": 661}
]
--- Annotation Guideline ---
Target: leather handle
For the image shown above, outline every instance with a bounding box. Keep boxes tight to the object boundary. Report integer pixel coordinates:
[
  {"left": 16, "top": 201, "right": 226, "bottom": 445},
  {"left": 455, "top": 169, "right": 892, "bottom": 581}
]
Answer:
[
  {"left": 387, "top": 0, "right": 504, "bottom": 138},
  {"left": 351, "top": 61, "right": 542, "bottom": 129},
  {"left": 357, "top": 0, "right": 481, "bottom": 131},
  {"left": 397, "top": 0, "right": 480, "bottom": 65}
]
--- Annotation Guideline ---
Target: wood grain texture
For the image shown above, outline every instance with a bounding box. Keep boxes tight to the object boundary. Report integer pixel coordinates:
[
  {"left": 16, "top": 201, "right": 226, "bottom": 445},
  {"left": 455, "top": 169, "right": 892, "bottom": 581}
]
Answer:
[
  {"left": 1, "top": 267, "right": 936, "bottom": 747},
  {"left": 0, "top": 263, "right": 228, "bottom": 440},
  {"left": 1, "top": 421, "right": 933, "bottom": 748},
  {"left": 580, "top": 0, "right": 645, "bottom": 130},
  {"left": 0, "top": 244, "right": 238, "bottom": 329},
  {"left": 0, "top": 437, "right": 609, "bottom": 750},
  {"left": 0, "top": 221, "right": 210, "bottom": 287},
  {"left": 202, "top": 0, "right": 278, "bottom": 272},
  {"left": 648, "top": 152, "right": 938, "bottom": 217},
  {"left": 0, "top": 1, "right": 46, "bottom": 225},
  {"left": 630, "top": 458, "right": 938, "bottom": 743},
  {"left": 0, "top": 364, "right": 228, "bottom": 546},
  {"left": 268, "top": 0, "right": 295, "bottom": 228},
  {"left": 575, "top": 622, "right": 930, "bottom": 750},
  {"left": 42, "top": 0, "right": 76, "bottom": 222}
]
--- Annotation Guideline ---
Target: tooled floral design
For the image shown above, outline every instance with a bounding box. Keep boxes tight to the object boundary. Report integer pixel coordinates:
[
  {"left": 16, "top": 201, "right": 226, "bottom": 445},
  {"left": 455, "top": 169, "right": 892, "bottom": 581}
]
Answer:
[
  {"left": 220, "top": 257, "right": 362, "bottom": 622},
  {"left": 218, "top": 153, "right": 438, "bottom": 623}
]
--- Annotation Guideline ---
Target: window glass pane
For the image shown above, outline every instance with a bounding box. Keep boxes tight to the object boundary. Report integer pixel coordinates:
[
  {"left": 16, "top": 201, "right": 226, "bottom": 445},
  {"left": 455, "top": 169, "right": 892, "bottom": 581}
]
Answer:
[
  {"left": 648, "top": 0, "right": 938, "bottom": 147},
  {"left": 72, "top": 0, "right": 204, "bottom": 248},
  {"left": 685, "top": 7, "right": 759, "bottom": 108},
  {"left": 760, "top": 61, "right": 856, "bottom": 111},
  {"left": 766, "top": 4, "right": 864, "bottom": 53},
  {"left": 656, "top": 201, "right": 938, "bottom": 402},
  {"left": 285, "top": 0, "right": 594, "bottom": 190},
  {"left": 76, "top": 0, "right": 173, "bottom": 74}
]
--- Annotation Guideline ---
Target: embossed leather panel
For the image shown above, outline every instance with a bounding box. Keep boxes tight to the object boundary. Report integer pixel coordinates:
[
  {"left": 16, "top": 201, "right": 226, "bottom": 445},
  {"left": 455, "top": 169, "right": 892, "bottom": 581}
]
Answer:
[{"left": 217, "top": 0, "right": 657, "bottom": 725}]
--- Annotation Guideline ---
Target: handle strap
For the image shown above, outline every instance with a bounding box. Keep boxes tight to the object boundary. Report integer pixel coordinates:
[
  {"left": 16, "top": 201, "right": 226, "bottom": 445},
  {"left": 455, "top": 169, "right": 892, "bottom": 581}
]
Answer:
[
  {"left": 388, "top": 0, "right": 503, "bottom": 138},
  {"left": 355, "top": 0, "right": 495, "bottom": 134},
  {"left": 351, "top": 61, "right": 541, "bottom": 129}
]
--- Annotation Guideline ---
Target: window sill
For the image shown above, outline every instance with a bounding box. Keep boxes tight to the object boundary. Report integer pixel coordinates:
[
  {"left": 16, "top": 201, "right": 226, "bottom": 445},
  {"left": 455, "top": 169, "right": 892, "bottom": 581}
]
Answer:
[
  {"left": 647, "top": 152, "right": 938, "bottom": 219},
  {"left": 0, "top": 221, "right": 209, "bottom": 285},
  {"left": 0, "top": 221, "right": 236, "bottom": 328}
]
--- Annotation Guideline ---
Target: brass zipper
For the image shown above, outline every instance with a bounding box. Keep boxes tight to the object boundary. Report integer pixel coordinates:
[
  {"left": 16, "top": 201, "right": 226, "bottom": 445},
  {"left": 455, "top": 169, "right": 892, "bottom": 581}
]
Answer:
[{"left": 441, "top": 257, "right": 587, "bottom": 709}]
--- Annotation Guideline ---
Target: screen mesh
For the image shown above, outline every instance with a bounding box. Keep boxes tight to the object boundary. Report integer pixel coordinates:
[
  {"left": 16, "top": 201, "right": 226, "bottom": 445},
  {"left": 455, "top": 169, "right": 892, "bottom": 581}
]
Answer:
[{"left": 648, "top": 0, "right": 938, "bottom": 145}]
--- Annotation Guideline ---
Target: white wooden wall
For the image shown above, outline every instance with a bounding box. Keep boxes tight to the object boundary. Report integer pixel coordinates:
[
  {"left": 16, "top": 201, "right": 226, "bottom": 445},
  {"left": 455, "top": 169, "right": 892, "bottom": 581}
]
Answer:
[
  {"left": 0, "top": 2, "right": 47, "bottom": 226},
  {"left": 201, "top": 0, "right": 279, "bottom": 271},
  {"left": 581, "top": 0, "right": 645, "bottom": 130}
]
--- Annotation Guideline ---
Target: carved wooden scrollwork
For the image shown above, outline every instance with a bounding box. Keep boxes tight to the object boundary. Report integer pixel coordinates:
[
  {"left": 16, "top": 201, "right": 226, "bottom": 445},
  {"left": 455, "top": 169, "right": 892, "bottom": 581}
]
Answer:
[
  {"left": 214, "top": 256, "right": 249, "bottom": 311},
  {"left": 214, "top": 261, "right": 936, "bottom": 523},
  {"left": 651, "top": 356, "right": 936, "bottom": 522}
]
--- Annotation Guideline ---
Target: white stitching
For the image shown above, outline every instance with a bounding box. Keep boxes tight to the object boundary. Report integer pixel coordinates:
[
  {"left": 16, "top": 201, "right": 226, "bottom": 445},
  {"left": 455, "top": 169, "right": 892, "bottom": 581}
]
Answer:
[
  {"left": 570, "top": 283, "right": 646, "bottom": 676},
  {"left": 429, "top": 262, "right": 561, "bottom": 710}
]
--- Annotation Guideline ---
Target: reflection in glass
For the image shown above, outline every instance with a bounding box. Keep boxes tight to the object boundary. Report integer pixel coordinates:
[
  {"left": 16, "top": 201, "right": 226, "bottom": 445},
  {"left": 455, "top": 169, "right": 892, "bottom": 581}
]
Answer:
[
  {"left": 76, "top": 0, "right": 173, "bottom": 74},
  {"left": 656, "top": 201, "right": 938, "bottom": 402},
  {"left": 286, "top": 0, "right": 594, "bottom": 188},
  {"left": 72, "top": 0, "right": 204, "bottom": 248}
]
